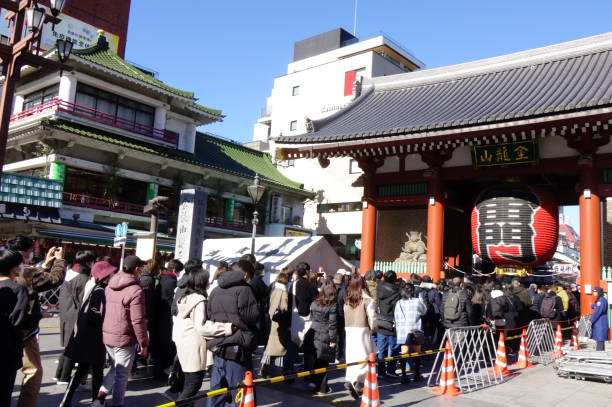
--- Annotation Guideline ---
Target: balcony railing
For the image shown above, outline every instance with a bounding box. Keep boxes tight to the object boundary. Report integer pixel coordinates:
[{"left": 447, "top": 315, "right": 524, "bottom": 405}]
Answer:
[
  {"left": 63, "top": 192, "right": 147, "bottom": 217},
  {"left": 11, "top": 99, "right": 179, "bottom": 146},
  {"left": 63, "top": 192, "right": 263, "bottom": 233}
]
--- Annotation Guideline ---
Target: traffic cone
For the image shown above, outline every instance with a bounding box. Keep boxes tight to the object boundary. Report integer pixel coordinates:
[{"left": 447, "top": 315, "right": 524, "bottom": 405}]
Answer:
[
  {"left": 512, "top": 329, "right": 535, "bottom": 369},
  {"left": 551, "top": 324, "right": 563, "bottom": 356},
  {"left": 489, "top": 332, "right": 513, "bottom": 376},
  {"left": 361, "top": 353, "right": 380, "bottom": 407},
  {"left": 238, "top": 371, "right": 255, "bottom": 407},
  {"left": 571, "top": 321, "right": 580, "bottom": 351},
  {"left": 430, "top": 340, "right": 462, "bottom": 396}
]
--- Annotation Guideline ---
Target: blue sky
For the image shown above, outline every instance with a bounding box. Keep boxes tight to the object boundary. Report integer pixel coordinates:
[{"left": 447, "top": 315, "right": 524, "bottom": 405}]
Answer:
[{"left": 124, "top": 0, "right": 611, "bottom": 231}]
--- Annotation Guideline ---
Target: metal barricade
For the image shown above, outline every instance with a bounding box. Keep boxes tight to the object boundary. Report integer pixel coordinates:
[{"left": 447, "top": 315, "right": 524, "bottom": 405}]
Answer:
[
  {"left": 526, "top": 319, "right": 556, "bottom": 365},
  {"left": 427, "top": 325, "right": 502, "bottom": 393},
  {"left": 577, "top": 314, "right": 592, "bottom": 339},
  {"left": 39, "top": 287, "right": 61, "bottom": 314}
]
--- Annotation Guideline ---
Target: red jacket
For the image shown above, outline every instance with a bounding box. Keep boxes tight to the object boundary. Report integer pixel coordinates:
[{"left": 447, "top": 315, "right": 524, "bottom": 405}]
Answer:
[{"left": 102, "top": 271, "right": 149, "bottom": 349}]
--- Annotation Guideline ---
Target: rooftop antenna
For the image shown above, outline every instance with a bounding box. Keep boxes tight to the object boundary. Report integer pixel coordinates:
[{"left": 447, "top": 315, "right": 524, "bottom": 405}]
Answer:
[{"left": 353, "top": 0, "right": 358, "bottom": 36}]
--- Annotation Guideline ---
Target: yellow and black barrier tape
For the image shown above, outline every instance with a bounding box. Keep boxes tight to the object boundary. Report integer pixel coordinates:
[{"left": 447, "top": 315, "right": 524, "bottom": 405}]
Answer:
[{"left": 155, "top": 347, "right": 446, "bottom": 407}]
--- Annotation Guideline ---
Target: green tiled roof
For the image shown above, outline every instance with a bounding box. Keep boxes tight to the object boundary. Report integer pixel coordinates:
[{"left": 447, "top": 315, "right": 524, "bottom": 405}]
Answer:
[
  {"left": 72, "top": 36, "right": 222, "bottom": 117},
  {"left": 194, "top": 132, "right": 304, "bottom": 190},
  {"left": 41, "top": 119, "right": 308, "bottom": 194}
]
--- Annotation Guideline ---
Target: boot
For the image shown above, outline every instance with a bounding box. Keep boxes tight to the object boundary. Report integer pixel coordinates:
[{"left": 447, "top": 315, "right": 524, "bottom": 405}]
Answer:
[{"left": 413, "top": 358, "right": 423, "bottom": 382}]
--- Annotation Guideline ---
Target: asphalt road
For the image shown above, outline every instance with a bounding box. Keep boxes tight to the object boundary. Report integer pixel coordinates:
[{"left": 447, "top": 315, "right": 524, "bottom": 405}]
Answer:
[{"left": 10, "top": 317, "right": 612, "bottom": 407}]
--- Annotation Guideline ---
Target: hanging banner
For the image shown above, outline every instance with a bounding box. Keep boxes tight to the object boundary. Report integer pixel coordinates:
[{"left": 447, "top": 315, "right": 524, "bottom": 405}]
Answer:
[
  {"left": 48, "top": 162, "right": 66, "bottom": 183},
  {"left": 224, "top": 198, "right": 235, "bottom": 222}
]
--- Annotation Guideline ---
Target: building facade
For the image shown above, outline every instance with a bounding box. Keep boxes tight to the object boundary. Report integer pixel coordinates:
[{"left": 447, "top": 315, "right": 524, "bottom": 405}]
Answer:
[
  {"left": 248, "top": 28, "right": 424, "bottom": 264},
  {"left": 2, "top": 33, "right": 312, "bottom": 264},
  {"left": 278, "top": 32, "right": 612, "bottom": 318}
]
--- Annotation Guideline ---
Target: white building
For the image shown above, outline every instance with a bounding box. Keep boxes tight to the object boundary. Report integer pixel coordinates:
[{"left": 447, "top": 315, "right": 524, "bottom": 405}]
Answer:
[{"left": 247, "top": 28, "right": 424, "bottom": 263}]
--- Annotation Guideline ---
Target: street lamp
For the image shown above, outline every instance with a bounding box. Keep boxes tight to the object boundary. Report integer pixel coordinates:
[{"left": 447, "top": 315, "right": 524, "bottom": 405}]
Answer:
[
  {"left": 247, "top": 174, "right": 265, "bottom": 256},
  {"left": 0, "top": 1, "right": 74, "bottom": 179}
]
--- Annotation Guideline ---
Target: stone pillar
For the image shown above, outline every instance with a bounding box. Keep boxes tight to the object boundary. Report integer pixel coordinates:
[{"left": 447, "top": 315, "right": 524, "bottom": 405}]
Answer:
[
  {"left": 154, "top": 106, "right": 167, "bottom": 130},
  {"left": 58, "top": 73, "right": 77, "bottom": 104},
  {"left": 360, "top": 200, "right": 376, "bottom": 273},
  {"left": 175, "top": 189, "right": 208, "bottom": 263},
  {"left": 12, "top": 95, "right": 24, "bottom": 114},
  {"left": 578, "top": 155, "right": 601, "bottom": 315},
  {"left": 425, "top": 169, "right": 444, "bottom": 282}
]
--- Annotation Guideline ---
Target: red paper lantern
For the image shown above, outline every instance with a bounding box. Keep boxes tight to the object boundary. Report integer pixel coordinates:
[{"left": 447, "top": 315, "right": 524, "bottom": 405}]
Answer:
[{"left": 471, "top": 185, "right": 558, "bottom": 266}]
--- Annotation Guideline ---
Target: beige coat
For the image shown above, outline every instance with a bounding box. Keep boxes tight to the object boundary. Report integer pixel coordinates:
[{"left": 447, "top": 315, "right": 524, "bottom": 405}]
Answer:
[
  {"left": 172, "top": 294, "right": 233, "bottom": 372},
  {"left": 264, "top": 283, "right": 290, "bottom": 357},
  {"left": 344, "top": 292, "right": 377, "bottom": 385}
]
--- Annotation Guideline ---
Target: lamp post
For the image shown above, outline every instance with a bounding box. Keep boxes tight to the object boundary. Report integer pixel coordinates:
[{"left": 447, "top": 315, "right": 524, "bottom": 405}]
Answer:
[
  {"left": 0, "top": 0, "right": 74, "bottom": 179},
  {"left": 247, "top": 174, "right": 265, "bottom": 256}
]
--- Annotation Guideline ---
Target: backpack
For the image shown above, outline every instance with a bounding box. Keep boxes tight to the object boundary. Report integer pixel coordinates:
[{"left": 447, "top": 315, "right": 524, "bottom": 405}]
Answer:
[
  {"left": 444, "top": 290, "right": 461, "bottom": 322},
  {"left": 540, "top": 295, "right": 556, "bottom": 319}
]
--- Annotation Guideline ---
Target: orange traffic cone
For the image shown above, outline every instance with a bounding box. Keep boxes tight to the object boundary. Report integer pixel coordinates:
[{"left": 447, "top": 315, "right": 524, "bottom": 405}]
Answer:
[
  {"left": 361, "top": 353, "right": 380, "bottom": 407},
  {"left": 551, "top": 324, "right": 563, "bottom": 356},
  {"left": 512, "top": 329, "right": 535, "bottom": 369},
  {"left": 238, "top": 371, "right": 255, "bottom": 407},
  {"left": 430, "top": 340, "right": 462, "bottom": 396},
  {"left": 571, "top": 321, "right": 580, "bottom": 351},
  {"left": 489, "top": 332, "right": 512, "bottom": 376}
]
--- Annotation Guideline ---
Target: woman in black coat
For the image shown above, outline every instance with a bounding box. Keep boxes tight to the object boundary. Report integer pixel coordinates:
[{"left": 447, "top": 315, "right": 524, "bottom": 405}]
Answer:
[
  {"left": 59, "top": 261, "right": 116, "bottom": 407},
  {"left": 503, "top": 287, "right": 524, "bottom": 354},
  {"left": 309, "top": 279, "right": 338, "bottom": 395},
  {"left": 56, "top": 250, "right": 95, "bottom": 383}
]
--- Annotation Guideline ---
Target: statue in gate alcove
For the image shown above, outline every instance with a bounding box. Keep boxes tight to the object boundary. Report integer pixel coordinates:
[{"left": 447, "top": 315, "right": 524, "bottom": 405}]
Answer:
[{"left": 394, "top": 231, "right": 427, "bottom": 263}]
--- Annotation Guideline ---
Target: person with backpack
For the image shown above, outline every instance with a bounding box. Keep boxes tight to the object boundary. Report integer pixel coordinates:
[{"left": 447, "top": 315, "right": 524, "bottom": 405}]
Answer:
[
  {"left": 540, "top": 285, "right": 563, "bottom": 331},
  {"left": 527, "top": 284, "right": 543, "bottom": 320},
  {"left": 441, "top": 277, "right": 471, "bottom": 329}
]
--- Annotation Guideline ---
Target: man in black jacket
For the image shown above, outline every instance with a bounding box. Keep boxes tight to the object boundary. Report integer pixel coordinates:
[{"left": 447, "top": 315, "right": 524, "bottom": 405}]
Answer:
[
  {"left": 207, "top": 260, "right": 260, "bottom": 407},
  {"left": 376, "top": 270, "right": 401, "bottom": 377}
]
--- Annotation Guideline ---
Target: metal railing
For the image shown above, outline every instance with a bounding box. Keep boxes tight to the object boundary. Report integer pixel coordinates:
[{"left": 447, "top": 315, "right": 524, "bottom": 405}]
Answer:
[
  {"left": 206, "top": 216, "right": 263, "bottom": 234},
  {"left": 373, "top": 261, "right": 427, "bottom": 274},
  {"left": 63, "top": 192, "right": 147, "bottom": 217},
  {"left": 10, "top": 98, "right": 179, "bottom": 146}
]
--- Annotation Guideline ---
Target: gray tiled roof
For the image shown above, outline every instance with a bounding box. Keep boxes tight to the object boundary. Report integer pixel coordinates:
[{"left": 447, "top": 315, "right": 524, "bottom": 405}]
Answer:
[{"left": 277, "top": 34, "right": 612, "bottom": 145}]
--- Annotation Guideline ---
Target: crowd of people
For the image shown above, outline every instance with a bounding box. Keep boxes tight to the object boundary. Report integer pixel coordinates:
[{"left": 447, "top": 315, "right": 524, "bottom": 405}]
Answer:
[{"left": 0, "top": 234, "right": 609, "bottom": 407}]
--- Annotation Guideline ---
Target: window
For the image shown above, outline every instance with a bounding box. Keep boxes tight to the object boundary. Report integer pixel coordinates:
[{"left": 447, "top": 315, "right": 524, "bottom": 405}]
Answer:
[
  {"left": 317, "top": 202, "right": 362, "bottom": 213},
  {"left": 75, "top": 83, "right": 155, "bottom": 130},
  {"left": 349, "top": 159, "right": 362, "bottom": 174},
  {"left": 280, "top": 205, "right": 292, "bottom": 224},
  {"left": 23, "top": 84, "right": 59, "bottom": 110},
  {"left": 289, "top": 120, "right": 297, "bottom": 131},
  {"left": 292, "top": 86, "right": 300, "bottom": 96},
  {"left": 344, "top": 67, "right": 366, "bottom": 96}
]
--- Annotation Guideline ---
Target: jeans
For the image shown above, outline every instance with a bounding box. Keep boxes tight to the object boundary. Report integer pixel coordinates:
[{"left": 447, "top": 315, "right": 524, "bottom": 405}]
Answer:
[
  {"left": 17, "top": 335, "right": 43, "bottom": 407},
  {"left": 376, "top": 333, "right": 398, "bottom": 374},
  {"left": 179, "top": 371, "right": 205, "bottom": 400},
  {"left": 100, "top": 345, "right": 137, "bottom": 406},
  {"left": 207, "top": 355, "right": 247, "bottom": 407}
]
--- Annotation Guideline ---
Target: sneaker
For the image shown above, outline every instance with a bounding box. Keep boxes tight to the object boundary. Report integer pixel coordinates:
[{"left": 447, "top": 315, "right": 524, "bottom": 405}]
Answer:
[
  {"left": 344, "top": 381, "right": 359, "bottom": 400},
  {"left": 162, "top": 390, "right": 178, "bottom": 402},
  {"left": 57, "top": 381, "right": 69, "bottom": 385},
  {"left": 314, "top": 386, "right": 332, "bottom": 396}
]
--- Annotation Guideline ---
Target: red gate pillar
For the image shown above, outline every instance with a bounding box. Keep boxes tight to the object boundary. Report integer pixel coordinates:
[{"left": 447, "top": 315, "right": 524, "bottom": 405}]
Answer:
[
  {"left": 578, "top": 157, "right": 601, "bottom": 316},
  {"left": 426, "top": 170, "right": 444, "bottom": 282},
  {"left": 360, "top": 201, "right": 376, "bottom": 273}
]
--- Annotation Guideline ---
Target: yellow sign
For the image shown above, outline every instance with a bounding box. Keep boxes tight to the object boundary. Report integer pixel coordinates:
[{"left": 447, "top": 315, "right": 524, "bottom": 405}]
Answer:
[{"left": 284, "top": 227, "right": 312, "bottom": 237}]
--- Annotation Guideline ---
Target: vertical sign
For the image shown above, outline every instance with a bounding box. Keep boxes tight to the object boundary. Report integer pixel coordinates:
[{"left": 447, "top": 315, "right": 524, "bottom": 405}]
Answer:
[
  {"left": 175, "top": 189, "right": 208, "bottom": 263},
  {"left": 146, "top": 182, "right": 159, "bottom": 204},
  {"left": 224, "top": 198, "right": 235, "bottom": 222},
  {"left": 49, "top": 162, "right": 66, "bottom": 184}
]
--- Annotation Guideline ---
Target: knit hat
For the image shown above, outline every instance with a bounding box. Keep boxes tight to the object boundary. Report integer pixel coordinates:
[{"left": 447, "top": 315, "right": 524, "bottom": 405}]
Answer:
[
  {"left": 333, "top": 273, "right": 344, "bottom": 284},
  {"left": 92, "top": 261, "right": 117, "bottom": 282}
]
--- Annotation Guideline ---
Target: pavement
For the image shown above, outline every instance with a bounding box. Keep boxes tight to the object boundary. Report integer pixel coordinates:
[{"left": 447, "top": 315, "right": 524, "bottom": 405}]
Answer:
[{"left": 11, "top": 316, "right": 612, "bottom": 407}]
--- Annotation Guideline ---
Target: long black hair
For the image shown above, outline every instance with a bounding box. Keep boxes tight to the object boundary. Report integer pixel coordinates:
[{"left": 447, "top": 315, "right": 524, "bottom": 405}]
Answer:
[
  {"left": 182, "top": 265, "right": 210, "bottom": 299},
  {"left": 0, "top": 248, "right": 23, "bottom": 276}
]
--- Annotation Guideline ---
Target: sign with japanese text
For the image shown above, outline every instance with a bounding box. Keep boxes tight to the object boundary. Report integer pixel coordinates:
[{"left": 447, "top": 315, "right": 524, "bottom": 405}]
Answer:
[
  {"left": 175, "top": 189, "right": 208, "bottom": 263},
  {"left": 472, "top": 140, "right": 538, "bottom": 169},
  {"left": 0, "top": 8, "right": 120, "bottom": 54}
]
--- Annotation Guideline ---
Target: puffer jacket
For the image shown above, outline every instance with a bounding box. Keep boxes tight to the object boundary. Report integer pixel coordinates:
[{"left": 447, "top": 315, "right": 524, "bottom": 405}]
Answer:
[
  {"left": 206, "top": 270, "right": 260, "bottom": 353},
  {"left": 310, "top": 301, "right": 338, "bottom": 363},
  {"left": 172, "top": 293, "right": 232, "bottom": 372},
  {"left": 376, "top": 280, "right": 400, "bottom": 336},
  {"left": 103, "top": 271, "right": 149, "bottom": 349}
]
